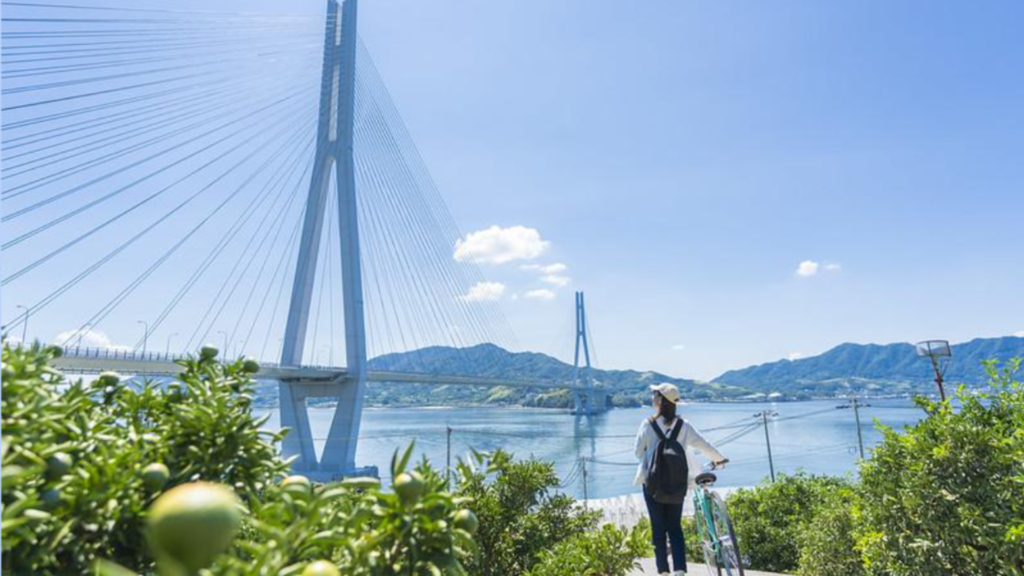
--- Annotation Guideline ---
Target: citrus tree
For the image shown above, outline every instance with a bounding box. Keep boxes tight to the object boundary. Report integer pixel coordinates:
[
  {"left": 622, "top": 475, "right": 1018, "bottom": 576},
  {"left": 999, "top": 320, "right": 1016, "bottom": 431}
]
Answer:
[
  {"left": 455, "top": 449, "right": 600, "bottom": 576},
  {"left": 856, "top": 361, "right": 1024, "bottom": 576}
]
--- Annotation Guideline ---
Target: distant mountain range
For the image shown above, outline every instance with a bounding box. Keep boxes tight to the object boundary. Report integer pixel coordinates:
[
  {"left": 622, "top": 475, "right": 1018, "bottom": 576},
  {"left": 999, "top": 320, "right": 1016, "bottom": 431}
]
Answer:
[
  {"left": 256, "top": 337, "right": 1024, "bottom": 409},
  {"left": 362, "top": 344, "right": 749, "bottom": 408},
  {"left": 712, "top": 336, "right": 1024, "bottom": 398}
]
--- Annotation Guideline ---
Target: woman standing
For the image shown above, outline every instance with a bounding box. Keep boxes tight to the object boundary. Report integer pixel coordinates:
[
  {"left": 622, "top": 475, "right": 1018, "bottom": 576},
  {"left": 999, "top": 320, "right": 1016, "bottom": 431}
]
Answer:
[{"left": 635, "top": 383, "right": 728, "bottom": 576}]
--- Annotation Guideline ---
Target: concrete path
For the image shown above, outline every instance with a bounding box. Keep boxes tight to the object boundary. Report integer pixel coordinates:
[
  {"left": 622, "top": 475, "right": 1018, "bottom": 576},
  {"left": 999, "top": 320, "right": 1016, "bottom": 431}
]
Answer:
[{"left": 630, "top": 557, "right": 791, "bottom": 576}]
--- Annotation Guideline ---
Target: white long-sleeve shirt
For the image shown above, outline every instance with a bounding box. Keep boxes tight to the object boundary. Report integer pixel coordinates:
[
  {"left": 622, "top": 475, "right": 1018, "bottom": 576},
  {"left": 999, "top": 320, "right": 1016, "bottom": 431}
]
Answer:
[{"left": 634, "top": 417, "right": 726, "bottom": 488}]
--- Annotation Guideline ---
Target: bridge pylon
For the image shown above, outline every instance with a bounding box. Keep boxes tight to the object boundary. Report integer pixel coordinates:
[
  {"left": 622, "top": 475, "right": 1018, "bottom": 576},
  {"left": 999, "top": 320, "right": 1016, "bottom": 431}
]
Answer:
[
  {"left": 572, "top": 291, "right": 607, "bottom": 415},
  {"left": 279, "top": 0, "right": 374, "bottom": 480}
]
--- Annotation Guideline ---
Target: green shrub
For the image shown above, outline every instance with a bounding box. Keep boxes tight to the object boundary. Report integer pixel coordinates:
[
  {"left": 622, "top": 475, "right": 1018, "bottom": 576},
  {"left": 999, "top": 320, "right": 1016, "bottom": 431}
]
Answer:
[
  {"left": 2, "top": 343, "right": 474, "bottom": 576},
  {"left": 631, "top": 516, "right": 703, "bottom": 562},
  {"left": 856, "top": 361, "right": 1024, "bottom": 576},
  {"left": 525, "top": 523, "right": 649, "bottom": 576},
  {"left": 796, "top": 486, "right": 866, "bottom": 576},
  {"left": 456, "top": 449, "right": 600, "bottom": 576},
  {"left": 726, "top": 472, "right": 851, "bottom": 573}
]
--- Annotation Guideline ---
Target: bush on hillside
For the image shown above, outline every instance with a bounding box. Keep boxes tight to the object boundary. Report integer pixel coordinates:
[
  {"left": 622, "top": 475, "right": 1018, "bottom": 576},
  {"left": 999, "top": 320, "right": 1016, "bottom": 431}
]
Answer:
[
  {"left": 456, "top": 449, "right": 600, "bottom": 576},
  {"left": 796, "top": 486, "right": 867, "bottom": 576},
  {"left": 525, "top": 523, "right": 649, "bottom": 576},
  {"left": 726, "top": 473, "right": 851, "bottom": 573},
  {"left": 856, "top": 361, "right": 1024, "bottom": 576}
]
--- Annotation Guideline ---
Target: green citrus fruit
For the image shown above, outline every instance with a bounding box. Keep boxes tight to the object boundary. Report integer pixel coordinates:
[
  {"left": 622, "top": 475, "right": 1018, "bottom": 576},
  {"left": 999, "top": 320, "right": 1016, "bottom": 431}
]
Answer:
[
  {"left": 46, "top": 452, "right": 72, "bottom": 479},
  {"left": 142, "top": 463, "right": 171, "bottom": 491},
  {"left": 453, "top": 509, "right": 478, "bottom": 534},
  {"left": 97, "top": 371, "right": 121, "bottom": 387},
  {"left": 41, "top": 488, "right": 62, "bottom": 509},
  {"left": 241, "top": 357, "right": 260, "bottom": 374},
  {"left": 302, "top": 560, "right": 342, "bottom": 576},
  {"left": 147, "top": 482, "right": 242, "bottom": 573},
  {"left": 393, "top": 472, "right": 425, "bottom": 504},
  {"left": 281, "top": 474, "right": 312, "bottom": 495},
  {"left": 200, "top": 344, "right": 219, "bottom": 360}
]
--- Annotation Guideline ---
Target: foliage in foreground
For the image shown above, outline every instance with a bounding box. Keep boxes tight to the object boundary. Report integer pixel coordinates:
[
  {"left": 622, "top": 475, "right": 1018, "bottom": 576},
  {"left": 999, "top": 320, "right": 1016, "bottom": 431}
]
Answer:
[
  {"left": 2, "top": 342, "right": 648, "bottom": 576},
  {"left": 1, "top": 343, "right": 475, "bottom": 576},
  {"left": 456, "top": 449, "right": 603, "bottom": 576},
  {"left": 856, "top": 360, "right": 1024, "bottom": 576},
  {"left": 525, "top": 523, "right": 649, "bottom": 576},
  {"left": 729, "top": 360, "right": 1024, "bottom": 576},
  {"left": 727, "top": 472, "right": 852, "bottom": 573}
]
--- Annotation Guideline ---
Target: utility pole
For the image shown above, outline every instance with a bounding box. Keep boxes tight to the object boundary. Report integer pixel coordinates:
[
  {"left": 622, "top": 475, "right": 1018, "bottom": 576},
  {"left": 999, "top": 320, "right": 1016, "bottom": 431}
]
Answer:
[
  {"left": 16, "top": 304, "right": 29, "bottom": 346},
  {"left": 137, "top": 320, "right": 149, "bottom": 355},
  {"left": 165, "top": 332, "right": 178, "bottom": 357},
  {"left": 760, "top": 411, "right": 776, "bottom": 483},
  {"left": 581, "top": 458, "right": 589, "bottom": 508},
  {"left": 852, "top": 399, "right": 865, "bottom": 459},
  {"left": 446, "top": 426, "right": 453, "bottom": 488}
]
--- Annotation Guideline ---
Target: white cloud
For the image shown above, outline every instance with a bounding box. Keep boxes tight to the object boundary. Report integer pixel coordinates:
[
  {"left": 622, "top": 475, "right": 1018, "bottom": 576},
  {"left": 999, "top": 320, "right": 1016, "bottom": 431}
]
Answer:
[
  {"left": 787, "top": 351, "right": 804, "bottom": 361},
  {"left": 796, "top": 261, "right": 820, "bottom": 277},
  {"left": 1014, "top": 331, "right": 1024, "bottom": 338},
  {"left": 524, "top": 289, "right": 556, "bottom": 301},
  {"left": 671, "top": 344, "right": 686, "bottom": 351},
  {"left": 796, "top": 260, "right": 841, "bottom": 277},
  {"left": 55, "top": 328, "right": 131, "bottom": 351},
  {"left": 541, "top": 274, "right": 571, "bottom": 287},
  {"left": 454, "top": 225, "right": 549, "bottom": 265},
  {"left": 460, "top": 281, "right": 506, "bottom": 302},
  {"left": 521, "top": 262, "right": 567, "bottom": 274}
]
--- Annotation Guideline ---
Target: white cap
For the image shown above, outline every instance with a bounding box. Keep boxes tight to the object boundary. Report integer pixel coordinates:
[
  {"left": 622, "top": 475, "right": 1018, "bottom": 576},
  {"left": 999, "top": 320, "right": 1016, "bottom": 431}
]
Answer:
[{"left": 649, "top": 382, "right": 680, "bottom": 404}]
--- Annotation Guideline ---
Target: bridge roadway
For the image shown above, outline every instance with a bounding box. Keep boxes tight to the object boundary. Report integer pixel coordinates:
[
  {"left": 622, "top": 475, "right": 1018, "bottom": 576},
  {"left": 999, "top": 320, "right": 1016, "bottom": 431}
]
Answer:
[{"left": 50, "top": 347, "right": 583, "bottom": 391}]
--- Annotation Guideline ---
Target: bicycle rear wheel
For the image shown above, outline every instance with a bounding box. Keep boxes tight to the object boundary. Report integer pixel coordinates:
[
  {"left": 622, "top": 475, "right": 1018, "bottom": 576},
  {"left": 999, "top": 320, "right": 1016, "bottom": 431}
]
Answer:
[{"left": 709, "top": 492, "right": 745, "bottom": 576}]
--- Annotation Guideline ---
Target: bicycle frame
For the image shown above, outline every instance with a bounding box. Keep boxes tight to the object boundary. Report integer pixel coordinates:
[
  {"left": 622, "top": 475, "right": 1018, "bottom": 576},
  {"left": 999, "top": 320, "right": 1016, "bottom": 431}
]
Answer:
[{"left": 693, "top": 484, "right": 723, "bottom": 563}]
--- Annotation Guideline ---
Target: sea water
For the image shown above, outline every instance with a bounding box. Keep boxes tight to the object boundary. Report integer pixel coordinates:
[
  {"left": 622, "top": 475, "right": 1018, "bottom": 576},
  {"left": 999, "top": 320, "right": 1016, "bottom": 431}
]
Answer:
[{"left": 259, "top": 399, "right": 923, "bottom": 499}]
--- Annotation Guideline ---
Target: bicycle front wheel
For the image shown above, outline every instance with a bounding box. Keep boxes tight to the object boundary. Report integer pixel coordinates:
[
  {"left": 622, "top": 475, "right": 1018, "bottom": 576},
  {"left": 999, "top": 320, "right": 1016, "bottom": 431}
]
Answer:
[
  {"left": 693, "top": 496, "right": 719, "bottom": 576},
  {"left": 709, "top": 492, "right": 745, "bottom": 576}
]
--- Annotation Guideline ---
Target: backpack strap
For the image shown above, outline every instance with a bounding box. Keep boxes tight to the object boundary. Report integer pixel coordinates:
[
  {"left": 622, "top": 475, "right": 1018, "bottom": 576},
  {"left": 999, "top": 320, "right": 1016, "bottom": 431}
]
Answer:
[
  {"left": 668, "top": 419, "right": 684, "bottom": 441},
  {"left": 648, "top": 416, "right": 667, "bottom": 441}
]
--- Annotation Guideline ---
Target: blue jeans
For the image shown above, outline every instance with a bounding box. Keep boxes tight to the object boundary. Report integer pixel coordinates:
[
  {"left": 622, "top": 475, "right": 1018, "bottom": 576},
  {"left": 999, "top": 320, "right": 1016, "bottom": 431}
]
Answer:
[{"left": 643, "top": 485, "right": 686, "bottom": 573}]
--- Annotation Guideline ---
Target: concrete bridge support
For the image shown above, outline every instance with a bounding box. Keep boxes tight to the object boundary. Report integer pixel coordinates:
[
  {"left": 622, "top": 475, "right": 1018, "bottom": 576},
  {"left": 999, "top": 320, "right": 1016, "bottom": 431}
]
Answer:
[{"left": 279, "top": 0, "right": 369, "bottom": 478}]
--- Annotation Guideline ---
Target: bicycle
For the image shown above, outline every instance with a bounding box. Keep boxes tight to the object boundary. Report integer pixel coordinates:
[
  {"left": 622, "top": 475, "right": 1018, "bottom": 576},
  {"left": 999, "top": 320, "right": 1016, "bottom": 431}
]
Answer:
[{"left": 692, "top": 461, "right": 745, "bottom": 576}]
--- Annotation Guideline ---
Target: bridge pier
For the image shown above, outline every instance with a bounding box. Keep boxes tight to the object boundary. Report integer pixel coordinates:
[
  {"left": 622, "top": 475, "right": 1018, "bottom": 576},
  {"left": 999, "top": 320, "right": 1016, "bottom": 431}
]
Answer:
[
  {"left": 572, "top": 388, "right": 609, "bottom": 416},
  {"left": 279, "top": 377, "right": 377, "bottom": 481}
]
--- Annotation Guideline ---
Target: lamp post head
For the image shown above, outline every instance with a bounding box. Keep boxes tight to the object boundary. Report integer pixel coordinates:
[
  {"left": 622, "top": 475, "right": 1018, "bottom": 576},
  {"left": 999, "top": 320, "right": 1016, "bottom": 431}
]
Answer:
[{"left": 915, "top": 340, "right": 951, "bottom": 359}]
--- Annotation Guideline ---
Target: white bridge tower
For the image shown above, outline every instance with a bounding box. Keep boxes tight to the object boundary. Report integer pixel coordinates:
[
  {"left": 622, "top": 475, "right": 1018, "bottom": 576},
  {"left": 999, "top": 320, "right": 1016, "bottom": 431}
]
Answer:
[
  {"left": 572, "top": 291, "right": 606, "bottom": 415},
  {"left": 278, "top": 0, "right": 372, "bottom": 479}
]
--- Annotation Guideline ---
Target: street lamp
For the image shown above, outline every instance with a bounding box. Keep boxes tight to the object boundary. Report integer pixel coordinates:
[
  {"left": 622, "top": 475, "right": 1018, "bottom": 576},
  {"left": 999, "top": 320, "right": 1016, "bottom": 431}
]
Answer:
[
  {"left": 165, "top": 332, "right": 179, "bottom": 356},
  {"left": 218, "top": 331, "right": 228, "bottom": 358},
  {"left": 916, "top": 340, "right": 952, "bottom": 401},
  {"left": 137, "top": 320, "right": 149, "bottom": 355},
  {"left": 15, "top": 304, "right": 28, "bottom": 347},
  {"left": 76, "top": 323, "right": 92, "bottom": 349}
]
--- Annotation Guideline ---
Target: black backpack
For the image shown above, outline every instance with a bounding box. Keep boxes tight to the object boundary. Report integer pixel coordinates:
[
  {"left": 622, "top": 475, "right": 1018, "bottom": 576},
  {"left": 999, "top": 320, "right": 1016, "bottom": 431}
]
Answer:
[{"left": 646, "top": 417, "right": 689, "bottom": 504}]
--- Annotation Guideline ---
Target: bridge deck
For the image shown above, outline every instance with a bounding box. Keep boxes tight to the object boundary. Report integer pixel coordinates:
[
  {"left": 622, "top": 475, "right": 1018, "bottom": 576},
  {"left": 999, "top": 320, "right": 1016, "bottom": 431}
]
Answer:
[{"left": 50, "top": 348, "right": 591, "bottom": 391}]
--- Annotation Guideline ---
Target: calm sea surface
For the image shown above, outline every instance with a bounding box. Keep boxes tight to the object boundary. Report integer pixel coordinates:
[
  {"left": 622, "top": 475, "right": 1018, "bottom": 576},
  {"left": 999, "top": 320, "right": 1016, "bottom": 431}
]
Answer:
[{"left": 259, "top": 400, "right": 923, "bottom": 499}]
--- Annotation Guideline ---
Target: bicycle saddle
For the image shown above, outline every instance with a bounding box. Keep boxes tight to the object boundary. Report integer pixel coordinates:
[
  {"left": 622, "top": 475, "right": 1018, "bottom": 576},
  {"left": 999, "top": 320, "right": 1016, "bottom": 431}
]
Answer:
[{"left": 695, "top": 472, "right": 717, "bottom": 486}]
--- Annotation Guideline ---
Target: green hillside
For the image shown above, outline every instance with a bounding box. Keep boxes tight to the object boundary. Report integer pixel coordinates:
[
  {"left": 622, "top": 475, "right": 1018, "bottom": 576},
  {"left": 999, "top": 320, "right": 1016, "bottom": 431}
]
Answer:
[{"left": 713, "top": 336, "right": 1024, "bottom": 398}]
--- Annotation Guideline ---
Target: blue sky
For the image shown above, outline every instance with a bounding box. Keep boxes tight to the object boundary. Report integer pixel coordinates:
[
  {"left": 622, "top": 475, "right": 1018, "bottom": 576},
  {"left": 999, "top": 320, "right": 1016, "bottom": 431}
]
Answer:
[
  {"left": 357, "top": 0, "right": 1024, "bottom": 379},
  {"left": 3, "top": 0, "right": 1023, "bottom": 380}
]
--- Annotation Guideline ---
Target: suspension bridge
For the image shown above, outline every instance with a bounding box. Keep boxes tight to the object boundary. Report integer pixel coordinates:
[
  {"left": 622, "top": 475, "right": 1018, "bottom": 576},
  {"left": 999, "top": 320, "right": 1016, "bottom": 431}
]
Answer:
[{"left": 0, "top": 0, "right": 607, "bottom": 480}]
